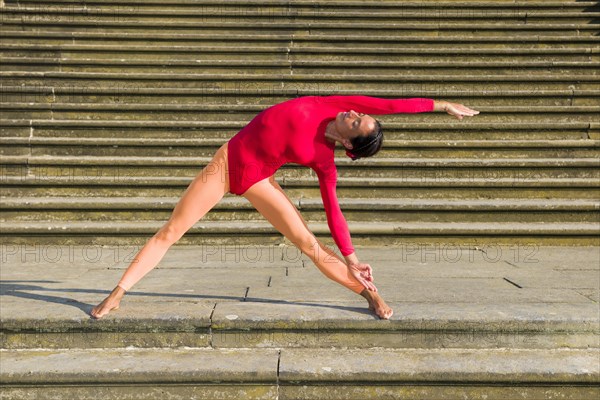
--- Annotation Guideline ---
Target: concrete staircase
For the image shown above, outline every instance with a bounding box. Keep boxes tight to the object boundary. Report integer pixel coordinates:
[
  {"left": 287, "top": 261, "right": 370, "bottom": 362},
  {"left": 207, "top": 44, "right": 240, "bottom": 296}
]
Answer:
[
  {"left": 1, "top": 0, "right": 599, "bottom": 247},
  {"left": 1, "top": 0, "right": 599, "bottom": 398},
  {"left": 1, "top": 245, "right": 599, "bottom": 398}
]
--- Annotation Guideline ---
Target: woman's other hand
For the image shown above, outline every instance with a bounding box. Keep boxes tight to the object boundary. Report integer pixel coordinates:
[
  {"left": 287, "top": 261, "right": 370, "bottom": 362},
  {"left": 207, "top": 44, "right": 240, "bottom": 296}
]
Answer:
[{"left": 348, "top": 262, "right": 378, "bottom": 292}]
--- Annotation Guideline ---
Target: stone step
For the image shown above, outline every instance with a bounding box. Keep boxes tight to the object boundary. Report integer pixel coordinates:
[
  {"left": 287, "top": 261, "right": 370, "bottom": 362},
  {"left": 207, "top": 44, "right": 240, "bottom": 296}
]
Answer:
[
  {"left": 0, "top": 347, "right": 597, "bottom": 399},
  {"left": 2, "top": 155, "right": 599, "bottom": 184},
  {"left": 2, "top": 30, "right": 598, "bottom": 47},
  {"left": 2, "top": 58, "right": 599, "bottom": 77},
  {"left": 4, "top": 57, "right": 599, "bottom": 74},
  {"left": 1, "top": 1, "right": 598, "bottom": 17},
  {"left": 1, "top": 17, "right": 597, "bottom": 36},
  {"left": 2, "top": 136, "right": 599, "bottom": 158},
  {"left": 2, "top": 117, "right": 596, "bottom": 129},
  {"left": 1, "top": 5, "right": 598, "bottom": 25},
  {"left": 4, "top": 0, "right": 598, "bottom": 11},
  {"left": 0, "top": 220, "right": 598, "bottom": 246},
  {"left": 3, "top": 176, "right": 599, "bottom": 200},
  {"left": 2, "top": 157, "right": 598, "bottom": 183},
  {"left": 2, "top": 87, "right": 598, "bottom": 108},
  {"left": 2, "top": 121, "right": 596, "bottom": 141},
  {"left": 1, "top": 245, "right": 599, "bottom": 348},
  {"left": 2, "top": 42, "right": 598, "bottom": 57},
  {"left": 1, "top": 197, "right": 598, "bottom": 224},
  {"left": 2, "top": 0, "right": 597, "bottom": 15},
  {"left": 3, "top": 71, "right": 598, "bottom": 92},
  {"left": 1, "top": 103, "right": 598, "bottom": 124}
]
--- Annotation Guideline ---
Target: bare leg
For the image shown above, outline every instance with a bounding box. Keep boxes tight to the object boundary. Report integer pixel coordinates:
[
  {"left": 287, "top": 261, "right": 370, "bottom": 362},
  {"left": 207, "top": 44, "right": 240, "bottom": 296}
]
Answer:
[
  {"left": 91, "top": 142, "right": 231, "bottom": 319},
  {"left": 243, "top": 175, "right": 393, "bottom": 319}
]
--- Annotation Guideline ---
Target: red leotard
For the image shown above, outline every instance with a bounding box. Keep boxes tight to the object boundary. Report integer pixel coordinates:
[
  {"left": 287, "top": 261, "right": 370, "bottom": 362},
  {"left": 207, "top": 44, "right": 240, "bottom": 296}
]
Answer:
[{"left": 227, "top": 95, "right": 434, "bottom": 256}]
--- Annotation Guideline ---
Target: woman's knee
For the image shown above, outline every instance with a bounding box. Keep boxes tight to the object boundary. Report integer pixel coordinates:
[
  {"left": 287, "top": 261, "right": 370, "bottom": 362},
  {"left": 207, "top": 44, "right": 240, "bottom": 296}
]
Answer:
[
  {"left": 290, "top": 230, "right": 319, "bottom": 254},
  {"left": 154, "top": 223, "right": 183, "bottom": 245}
]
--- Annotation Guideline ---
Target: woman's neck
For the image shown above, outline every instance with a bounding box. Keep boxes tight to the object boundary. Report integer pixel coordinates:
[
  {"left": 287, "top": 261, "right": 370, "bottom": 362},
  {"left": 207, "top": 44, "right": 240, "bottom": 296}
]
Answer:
[{"left": 324, "top": 120, "right": 338, "bottom": 145}]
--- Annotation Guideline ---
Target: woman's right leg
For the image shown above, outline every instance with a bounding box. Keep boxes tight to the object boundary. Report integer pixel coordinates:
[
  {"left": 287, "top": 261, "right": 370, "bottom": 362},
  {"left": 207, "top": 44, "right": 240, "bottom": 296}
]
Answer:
[
  {"left": 242, "top": 175, "right": 366, "bottom": 294},
  {"left": 91, "top": 142, "right": 231, "bottom": 319},
  {"left": 242, "top": 175, "right": 393, "bottom": 319}
]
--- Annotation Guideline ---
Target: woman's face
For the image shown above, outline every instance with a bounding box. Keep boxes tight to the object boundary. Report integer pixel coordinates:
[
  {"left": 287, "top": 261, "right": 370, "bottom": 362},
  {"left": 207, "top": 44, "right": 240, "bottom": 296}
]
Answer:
[{"left": 335, "top": 110, "right": 377, "bottom": 140}]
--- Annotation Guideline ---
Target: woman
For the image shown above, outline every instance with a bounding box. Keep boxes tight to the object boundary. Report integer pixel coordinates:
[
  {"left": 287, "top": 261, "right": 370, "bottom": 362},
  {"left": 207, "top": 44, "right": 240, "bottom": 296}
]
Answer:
[{"left": 91, "top": 95, "right": 479, "bottom": 320}]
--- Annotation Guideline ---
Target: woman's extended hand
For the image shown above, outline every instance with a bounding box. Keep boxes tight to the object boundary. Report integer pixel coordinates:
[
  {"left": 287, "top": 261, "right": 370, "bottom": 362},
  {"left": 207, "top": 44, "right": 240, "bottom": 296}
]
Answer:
[
  {"left": 348, "top": 262, "right": 378, "bottom": 292},
  {"left": 444, "top": 102, "right": 480, "bottom": 120}
]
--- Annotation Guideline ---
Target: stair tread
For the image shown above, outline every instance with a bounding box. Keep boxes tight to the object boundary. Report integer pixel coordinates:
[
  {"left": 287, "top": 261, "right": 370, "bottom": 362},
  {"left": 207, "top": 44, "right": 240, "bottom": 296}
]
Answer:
[
  {"left": 4, "top": 0, "right": 598, "bottom": 7},
  {"left": 3, "top": 154, "right": 598, "bottom": 166},
  {"left": 3, "top": 176, "right": 597, "bottom": 189},
  {"left": 2, "top": 196, "right": 598, "bottom": 208},
  {"left": 1, "top": 18, "right": 596, "bottom": 28},
  {"left": 2, "top": 85, "right": 598, "bottom": 95},
  {"left": 0, "top": 347, "right": 597, "bottom": 384},
  {"left": 1, "top": 220, "right": 597, "bottom": 231},
  {"left": 2, "top": 137, "right": 599, "bottom": 148},
  {"left": 1, "top": 119, "right": 594, "bottom": 129},
  {"left": 2, "top": 243, "right": 598, "bottom": 348},
  {"left": 4, "top": 4, "right": 598, "bottom": 17},
  {"left": 4, "top": 44, "right": 598, "bottom": 53},
  {"left": 0, "top": 119, "right": 600, "bottom": 133},
  {"left": 5, "top": 59, "right": 599, "bottom": 69},
  {"left": 3, "top": 103, "right": 600, "bottom": 113},
  {"left": 4, "top": 71, "right": 600, "bottom": 80},
  {"left": 2, "top": 30, "right": 599, "bottom": 42}
]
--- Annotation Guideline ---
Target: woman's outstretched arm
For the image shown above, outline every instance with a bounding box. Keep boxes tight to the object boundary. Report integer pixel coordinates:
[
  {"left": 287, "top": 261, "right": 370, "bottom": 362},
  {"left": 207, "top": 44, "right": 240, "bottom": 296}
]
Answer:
[
  {"left": 319, "top": 95, "right": 479, "bottom": 119},
  {"left": 321, "top": 95, "right": 434, "bottom": 115},
  {"left": 314, "top": 162, "right": 377, "bottom": 291}
]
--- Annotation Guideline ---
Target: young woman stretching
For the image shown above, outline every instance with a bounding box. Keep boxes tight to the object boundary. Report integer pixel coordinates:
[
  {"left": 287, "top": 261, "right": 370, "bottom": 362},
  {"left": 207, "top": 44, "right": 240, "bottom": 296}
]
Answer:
[{"left": 90, "top": 95, "right": 479, "bottom": 320}]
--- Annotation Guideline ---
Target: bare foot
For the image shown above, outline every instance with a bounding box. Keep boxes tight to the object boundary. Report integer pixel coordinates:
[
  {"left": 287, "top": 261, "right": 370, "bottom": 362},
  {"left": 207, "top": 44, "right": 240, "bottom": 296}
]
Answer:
[
  {"left": 360, "top": 288, "right": 393, "bottom": 320},
  {"left": 90, "top": 286, "right": 125, "bottom": 319}
]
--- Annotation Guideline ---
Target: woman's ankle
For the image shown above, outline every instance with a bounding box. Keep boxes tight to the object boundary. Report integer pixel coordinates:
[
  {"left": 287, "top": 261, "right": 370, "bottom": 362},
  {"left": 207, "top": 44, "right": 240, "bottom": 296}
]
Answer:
[
  {"left": 360, "top": 288, "right": 374, "bottom": 300},
  {"left": 112, "top": 285, "right": 126, "bottom": 298}
]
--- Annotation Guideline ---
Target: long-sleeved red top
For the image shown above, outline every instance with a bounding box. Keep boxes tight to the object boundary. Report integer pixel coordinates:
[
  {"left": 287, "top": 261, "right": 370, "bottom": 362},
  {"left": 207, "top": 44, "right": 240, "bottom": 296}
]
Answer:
[{"left": 227, "top": 95, "right": 434, "bottom": 256}]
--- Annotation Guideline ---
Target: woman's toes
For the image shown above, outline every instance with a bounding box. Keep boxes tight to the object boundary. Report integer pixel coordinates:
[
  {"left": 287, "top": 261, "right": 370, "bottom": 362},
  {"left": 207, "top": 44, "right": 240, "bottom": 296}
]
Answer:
[{"left": 90, "top": 300, "right": 119, "bottom": 319}]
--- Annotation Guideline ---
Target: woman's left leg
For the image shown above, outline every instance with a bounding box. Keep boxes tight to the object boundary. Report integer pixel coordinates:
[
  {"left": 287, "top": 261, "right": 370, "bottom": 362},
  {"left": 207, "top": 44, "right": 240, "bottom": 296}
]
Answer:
[{"left": 90, "top": 142, "right": 231, "bottom": 319}]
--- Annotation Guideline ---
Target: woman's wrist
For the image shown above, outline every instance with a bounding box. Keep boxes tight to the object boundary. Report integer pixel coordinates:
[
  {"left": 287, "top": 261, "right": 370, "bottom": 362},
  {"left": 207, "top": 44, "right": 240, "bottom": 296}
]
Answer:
[
  {"left": 344, "top": 252, "right": 360, "bottom": 266},
  {"left": 433, "top": 100, "right": 450, "bottom": 112}
]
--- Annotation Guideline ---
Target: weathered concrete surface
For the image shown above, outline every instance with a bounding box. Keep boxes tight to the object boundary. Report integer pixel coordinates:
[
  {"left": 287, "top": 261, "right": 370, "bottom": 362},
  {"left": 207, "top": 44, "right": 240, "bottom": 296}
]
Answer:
[
  {"left": 211, "top": 301, "right": 599, "bottom": 349},
  {"left": 0, "top": 385, "right": 278, "bottom": 400},
  {"left": 0, "top": 348, "right": 600, "bottom": 384},
  {"left": 0, "top": 347, "right": 279, "bottom": 383},
  {"left": 1, "top": 245, "right": 598, "bottom": 350},
  {"left": 0, "top": 347, "right": 597, "bottom": 400},
  {"left": 0, "top": 299, "right": 214, "bottom": 349},
  {"left": 280, "top": 385, "right": 599, "bottom": 400},
  {"left": 279, "top": 347, "right": 600, "bottom": 383}
]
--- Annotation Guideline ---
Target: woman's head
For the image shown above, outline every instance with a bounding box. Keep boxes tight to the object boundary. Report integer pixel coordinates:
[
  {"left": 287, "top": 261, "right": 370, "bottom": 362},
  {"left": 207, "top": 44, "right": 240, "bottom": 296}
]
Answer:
[
  {"left": 333, "top": 110, "right": 383, "bottom": 161},
  {"left": 345, "top": 119, "right": 383, "bottom": 161}
]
